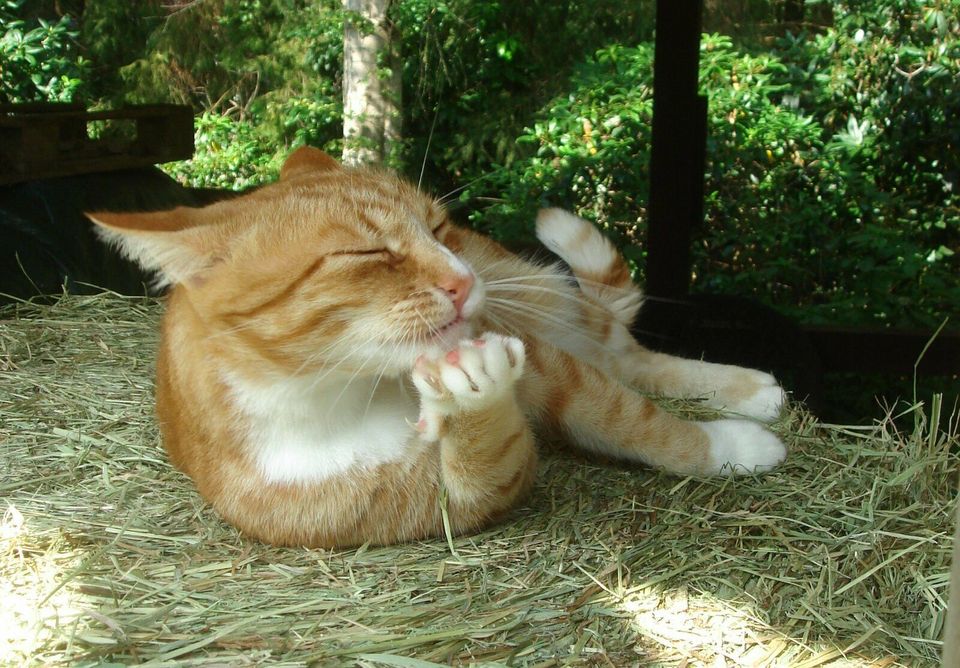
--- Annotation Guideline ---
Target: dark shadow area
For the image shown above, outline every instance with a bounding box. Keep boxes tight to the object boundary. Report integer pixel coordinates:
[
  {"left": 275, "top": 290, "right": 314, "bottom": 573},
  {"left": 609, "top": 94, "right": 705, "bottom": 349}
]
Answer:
[{"left": 0, "top": 169, "right": 240, "bottom": 302}]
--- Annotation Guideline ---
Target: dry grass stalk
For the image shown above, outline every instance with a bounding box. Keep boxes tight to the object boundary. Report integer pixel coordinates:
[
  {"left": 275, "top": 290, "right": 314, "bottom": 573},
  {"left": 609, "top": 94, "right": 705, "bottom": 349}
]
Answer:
[{"left": 1, "top": 293, "right": 957, "bottom": 666}]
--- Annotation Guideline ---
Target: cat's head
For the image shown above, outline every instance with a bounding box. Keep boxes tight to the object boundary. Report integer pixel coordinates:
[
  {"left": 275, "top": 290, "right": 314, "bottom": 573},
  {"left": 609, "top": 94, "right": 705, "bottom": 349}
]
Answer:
[{"left": 87, "top": 147, "right": 486, "bottom": 378}]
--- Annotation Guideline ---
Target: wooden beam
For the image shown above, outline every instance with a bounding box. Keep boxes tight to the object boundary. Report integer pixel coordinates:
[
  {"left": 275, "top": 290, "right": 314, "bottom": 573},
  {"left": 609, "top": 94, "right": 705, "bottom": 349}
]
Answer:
[
  {"left": 804, "top": 325, "right": 960, "bottom": 375},
  {"left": 645, "top": 0, "right": 706, "bottom": 301},
  {"left": 0, "top": 104, "right": 194, "bottom": 185}
]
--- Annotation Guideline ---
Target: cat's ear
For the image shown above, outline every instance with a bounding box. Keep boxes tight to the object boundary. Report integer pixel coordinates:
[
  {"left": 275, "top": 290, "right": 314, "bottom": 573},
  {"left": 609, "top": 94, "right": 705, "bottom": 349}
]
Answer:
[
  {"left": 87, "top": 208, "right": 229, "bottom": 288},
  {"left": 280, "top": 146, "right": 340, "bottom": 180}
]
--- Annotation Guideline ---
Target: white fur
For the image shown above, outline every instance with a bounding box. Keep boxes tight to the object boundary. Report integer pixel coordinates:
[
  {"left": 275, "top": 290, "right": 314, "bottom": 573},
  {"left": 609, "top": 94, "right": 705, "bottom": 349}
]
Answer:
[
  {"left": 694, "top": 366, "right": 785, "bottom": 423},
  {"left": 439, "top": 243, "right": 471, "bottom": 276},
  {"left": 534, "top": 208, "right": 643, "bottom": 324},
  {"left": 700, "top": 419, "right": 787, "bottom": 475},
  {"left": 224, "top": 371, "right": 417, "bottom": 483},
  {"left": 629, "top": 355, "right": 786, "bottom": 423},
  {"left": 712, "top": 383, "right": 786, "bottom": 423},
  {"left": 438, "top": 244, "right": 486, "bottom": 318},
  {"left": 461, "top": 276, "right": 486, "bottom": 319},
  {"left": 535, "top": 208, "right": 615, "bottom": 277},
  {"left": 91, "top": 223, "right": 213, "bottom": 289},
  {"left": 411, "top": 333, "right": 525, "bottom": 439}
]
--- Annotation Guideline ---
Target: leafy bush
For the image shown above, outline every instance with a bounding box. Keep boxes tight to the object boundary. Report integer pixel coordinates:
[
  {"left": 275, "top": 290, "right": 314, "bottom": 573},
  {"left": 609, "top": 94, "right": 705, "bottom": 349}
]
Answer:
[
  {"left": 5, "top": 0, "right": 956, "bottom": 331},
  {"left": 465, "top": 3, "right": 959, "bottom": 329},
  {"left": 163, "top": 112, "right": 279, "bottom": 190},
  {"left": 0, "top": 0, "right": 87, "bottom": 103},
  {"left": 126, "top": 0, "right": 346, "bottom": 189}
]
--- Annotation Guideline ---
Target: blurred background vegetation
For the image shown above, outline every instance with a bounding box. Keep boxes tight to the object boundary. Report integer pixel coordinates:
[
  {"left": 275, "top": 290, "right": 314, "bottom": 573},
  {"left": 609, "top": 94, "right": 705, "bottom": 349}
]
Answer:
[{"left": 2, "top": 0, "right": 957, "bottom": 415}]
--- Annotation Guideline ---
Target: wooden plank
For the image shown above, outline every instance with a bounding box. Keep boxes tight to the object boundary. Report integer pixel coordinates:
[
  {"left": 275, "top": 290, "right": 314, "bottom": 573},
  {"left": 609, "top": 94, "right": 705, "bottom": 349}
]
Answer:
[
  {"left": 804, "top": 325, "right": 960, "bottom": 375},
  {"left": 632, "top": 297, "right": 958, "bottom": 376},
  {"left": 0, "top": 104, "right": 192, "bottom": 124},
  {"left": 0, "top": 102, "right": 83, "bottom": 114},
  {"left": 0, "top": 104, "right": 194, "bottom": 185},
  {"left": 645, "top": 0, "right": 706, "bottom": 301}
]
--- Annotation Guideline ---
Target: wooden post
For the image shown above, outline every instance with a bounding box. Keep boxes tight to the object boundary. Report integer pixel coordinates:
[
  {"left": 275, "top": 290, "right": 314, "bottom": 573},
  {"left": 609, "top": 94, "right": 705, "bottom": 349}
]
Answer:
[
  {"left": 645, "top": 0, "right": 706, "bottom": 302},
  {"left": 944, "top": 479, "right": 960, "bottom": 667}
]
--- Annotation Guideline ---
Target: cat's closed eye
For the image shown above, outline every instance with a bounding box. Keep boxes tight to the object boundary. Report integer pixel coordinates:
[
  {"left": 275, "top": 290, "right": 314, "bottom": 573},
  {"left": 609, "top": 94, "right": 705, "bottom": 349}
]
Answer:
[
  {"left": 342, "top": 248, "right": 406, "bottom": 266},
  {"left": 331, "top": 248, "right": 404, "bottom": 262},
  {"left": 431, "top": 221, "right": 449, "bottom": 238}
]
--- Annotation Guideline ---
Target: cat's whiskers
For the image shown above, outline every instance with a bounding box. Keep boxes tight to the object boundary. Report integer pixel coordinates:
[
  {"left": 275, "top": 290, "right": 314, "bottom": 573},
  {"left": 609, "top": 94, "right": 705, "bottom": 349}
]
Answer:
[
  {"left": 408, "top": 302, "right": 447, "bottom": 344},
  {"left": 323, "top": 334, "right": 395, "bottom": 420},
  {"left": 484, "top": 272, "right": 640, "bottom": 301},
  {"left": 418, "top": 109, "right": 438, "bottom": 193},
  {"left": 481, "top": 309, "right": 516, "bottom": 338},
  {"left": 362, "top": 320, "right": 415, "bottom": 421},
  {"left": 485, "top": 281, "right": 631, "bottom": 317},
  {"left": 302, "top": 332, "right": 383, "bottom": 391},
  {"left": 435, "top": 169, "right": 502, "bottom": 207},
  {"left": 493, "top": 272, "right": 692, "bottom": 306},
  {"left": 202, "top": 319, "right": 263, "bottom": 342},
  {"left": 485, "top": 297, "right": 621, "bottom": 357},
  {"left": 293, "top": 332, "right": 367, "bottom": 379}
]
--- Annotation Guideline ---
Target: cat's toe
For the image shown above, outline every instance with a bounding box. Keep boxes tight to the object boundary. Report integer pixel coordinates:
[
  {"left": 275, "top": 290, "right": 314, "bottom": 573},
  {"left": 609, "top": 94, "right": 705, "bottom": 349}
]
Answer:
[
  {"left": 724, "top": 382, "right": 786, "bottom": 423},
  {"left": 476, "top": 333, "right": 525, "bottom": 384},
  {"left": 411, "top": 354, "right": 449, "bottom": 403},
  {"left": 416, "top": 335, "right": 525, "bottom": 412},
  {"left": 701, "top": 419, "right": 786, "bottom": 476},
  {"left": 704, "top": 372, "right": 786, "bottom": 422}
]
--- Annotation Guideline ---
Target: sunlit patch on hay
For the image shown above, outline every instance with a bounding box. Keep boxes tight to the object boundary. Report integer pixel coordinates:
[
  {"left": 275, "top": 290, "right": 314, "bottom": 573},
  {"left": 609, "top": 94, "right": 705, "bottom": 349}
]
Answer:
[
  {"left": 620, "top": 587, "right": 763, "bottom": 664},
  {"left": 0, "top": 292, "right": 957, "bottom": 666},
  {"left": 0, "top": 505, "right": 84, "bottom": 665}
]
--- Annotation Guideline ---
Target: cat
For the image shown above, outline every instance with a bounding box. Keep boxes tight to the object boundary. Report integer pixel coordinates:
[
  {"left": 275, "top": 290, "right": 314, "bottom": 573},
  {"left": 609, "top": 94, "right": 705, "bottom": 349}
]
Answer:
[{"left": 87, "top": 146, "right": 787, "bottom": 548}]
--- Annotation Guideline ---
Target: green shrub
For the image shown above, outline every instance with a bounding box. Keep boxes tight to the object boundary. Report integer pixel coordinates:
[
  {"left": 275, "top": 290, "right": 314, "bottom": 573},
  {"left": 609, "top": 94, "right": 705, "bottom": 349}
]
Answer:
[
  {"left": 0, "top": 0, "right": 87, "bottom": 103},
  {"left": 140, "top": 0, "right": 345, "bottom": 189},
  {"left": 8, "top": 0, "right": 956, "bottom": 331},
  {"left": 163, "top": 112, "right": 279, "bottom": 190},
  {"left": 465, "top": 3, "right": 959, "bottom": 329}
]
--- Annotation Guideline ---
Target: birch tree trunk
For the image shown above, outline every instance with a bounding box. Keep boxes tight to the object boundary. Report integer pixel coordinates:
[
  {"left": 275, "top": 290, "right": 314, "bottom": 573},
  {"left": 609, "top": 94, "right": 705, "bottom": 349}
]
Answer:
[{"left": 342, "top": 0, "right": 401, "bottom": 167}]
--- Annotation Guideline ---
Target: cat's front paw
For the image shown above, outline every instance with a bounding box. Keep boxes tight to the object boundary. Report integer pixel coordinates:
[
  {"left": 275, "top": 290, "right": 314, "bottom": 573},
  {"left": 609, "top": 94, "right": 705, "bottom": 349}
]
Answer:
[
  {"left": 412, "top": 333, "right": 525, "bottom": 439},
  {"left": 700, "top": 419, "right": 787, "bottom": 476}
]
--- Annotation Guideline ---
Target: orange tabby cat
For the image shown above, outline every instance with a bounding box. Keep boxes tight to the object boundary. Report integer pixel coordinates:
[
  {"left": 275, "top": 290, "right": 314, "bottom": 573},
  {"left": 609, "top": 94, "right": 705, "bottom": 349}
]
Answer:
[{"left": 88, "top": 147, "right": 786, "bottom": 548}]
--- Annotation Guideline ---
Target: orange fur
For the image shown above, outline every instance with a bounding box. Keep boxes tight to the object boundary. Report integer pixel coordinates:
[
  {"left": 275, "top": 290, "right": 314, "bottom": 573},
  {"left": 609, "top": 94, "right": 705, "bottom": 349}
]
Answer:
[{"left": 88, "top": 147, "right": 787, "bottom": 548}]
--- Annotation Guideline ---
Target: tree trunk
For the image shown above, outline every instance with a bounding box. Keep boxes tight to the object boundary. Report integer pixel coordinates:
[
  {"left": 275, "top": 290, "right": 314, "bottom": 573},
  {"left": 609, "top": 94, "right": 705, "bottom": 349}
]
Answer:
[{"left": 342, "top": 0, "right": 401, "bottom": 167}]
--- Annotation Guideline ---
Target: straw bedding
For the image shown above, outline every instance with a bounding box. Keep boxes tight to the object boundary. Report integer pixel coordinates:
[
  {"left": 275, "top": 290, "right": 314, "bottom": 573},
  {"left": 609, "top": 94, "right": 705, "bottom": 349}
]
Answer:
[{"left": 1, "top": 293, "right": 957, "bottom": 666}]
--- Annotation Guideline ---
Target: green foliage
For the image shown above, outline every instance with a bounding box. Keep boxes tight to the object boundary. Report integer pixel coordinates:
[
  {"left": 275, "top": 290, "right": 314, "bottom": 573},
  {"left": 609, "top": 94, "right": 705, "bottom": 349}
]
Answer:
[
  {"left": 0, "top": 0, "right": 87, "bottom": 103},
  {"left": 391, "top": 0, "right": 654, "bottom": 178},
  {"left": 162, "top": 112, "right": 280, "bottom": 190},
  {"left": 77, "top": 0, "right": 160, "bottom": 103},
  {"left": 470, "top": 44, "right": 656, "bottom": 257},
  {"left": 464, "top": 4, "right": 960, "bottom": 329},
  {"left": 118, "top": 0, "right": 344, "bottom": 188},
  {"left": 2, "top": 0, "right": 957, "bottom": 331}
]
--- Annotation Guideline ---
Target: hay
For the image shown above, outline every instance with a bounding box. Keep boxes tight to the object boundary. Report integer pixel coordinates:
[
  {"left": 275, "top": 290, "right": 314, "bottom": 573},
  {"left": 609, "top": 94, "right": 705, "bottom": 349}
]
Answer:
[{"left": 1, "top": 292, "right": 957, "bottom": 667}]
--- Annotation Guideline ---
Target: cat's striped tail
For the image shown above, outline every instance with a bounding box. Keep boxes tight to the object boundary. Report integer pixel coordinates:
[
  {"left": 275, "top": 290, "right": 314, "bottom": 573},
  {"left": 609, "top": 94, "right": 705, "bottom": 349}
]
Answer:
[{"left": 534, "top": 208, "right": 643, "bottom": 326}]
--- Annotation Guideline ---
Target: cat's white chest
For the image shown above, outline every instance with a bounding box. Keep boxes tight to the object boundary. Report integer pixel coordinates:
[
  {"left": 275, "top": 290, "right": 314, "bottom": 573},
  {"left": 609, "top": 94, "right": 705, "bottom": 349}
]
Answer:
[{"left": 225, "top": 373, "right": 418, "bottom": 484}]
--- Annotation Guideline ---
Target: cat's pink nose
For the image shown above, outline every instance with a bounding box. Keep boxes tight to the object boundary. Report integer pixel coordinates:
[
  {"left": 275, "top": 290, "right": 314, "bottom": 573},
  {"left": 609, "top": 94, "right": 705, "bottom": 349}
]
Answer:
[{"left": 439, "top": 273, "right": 474, "bottom": 314}]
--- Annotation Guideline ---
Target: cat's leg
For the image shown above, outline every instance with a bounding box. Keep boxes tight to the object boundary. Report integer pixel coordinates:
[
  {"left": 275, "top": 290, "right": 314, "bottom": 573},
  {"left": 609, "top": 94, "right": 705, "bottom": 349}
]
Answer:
[
  {"left": 535, "top": 208, "right": 642, "bottom": 325},
  {"left": 534, "top": 208, "right": 785, "bottom": 422},
  {"left": 521, "top": 338, "right": 786, "bottom": 476},
  {"left": 616, "top": 341, "right": 786, "bottom": 422},
  {"left": 411, "top": 332, "right": 538, "bottom": 530},
  {"left": 546, "top": 311, "right": 785, "bottom": 423}
]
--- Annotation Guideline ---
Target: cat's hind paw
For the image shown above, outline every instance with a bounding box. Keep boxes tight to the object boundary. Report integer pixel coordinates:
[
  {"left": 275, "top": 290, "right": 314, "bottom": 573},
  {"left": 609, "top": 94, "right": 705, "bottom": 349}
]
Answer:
[
  {"left": 700, "top": 419, "right": 787, "bottom": 476},
  {"left": 703, "top": 370, "right": 786, "bottom": 423},
  {"left": 412, "top": 334, "right": 525, "bottom": 432}
]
